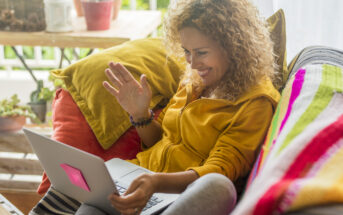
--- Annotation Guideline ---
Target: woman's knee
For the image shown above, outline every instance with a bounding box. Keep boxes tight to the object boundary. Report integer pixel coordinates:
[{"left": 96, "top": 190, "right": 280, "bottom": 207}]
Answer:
[
  {"left": 193, "top": 173, "right": 237, "bottom": 205},
  {"left": 75, "top": 204, "right": 107, "bottom": 215},
  {"left": 162, "top": 173, "right": 237, "bottom": 215},
  {"left": 197, "top": 173, "right": 236, "bottom": 192},
  {"left": 187, "top": 173, "right": 237, "bottom": 206}
]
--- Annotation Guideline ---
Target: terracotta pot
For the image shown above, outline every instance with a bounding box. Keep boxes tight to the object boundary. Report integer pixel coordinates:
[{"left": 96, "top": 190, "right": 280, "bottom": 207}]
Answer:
[
  {"left": 76, "top": 0, "right": 121, "bottom": 19},
  {"left": 0, "top": 116, "right": 26, "bottom": 132},
  {"left": 73, "top": 0, "right": 83, "bottom": 16},
  {"left": 82, "top": 0, "right": 113, "bottom": 31}
]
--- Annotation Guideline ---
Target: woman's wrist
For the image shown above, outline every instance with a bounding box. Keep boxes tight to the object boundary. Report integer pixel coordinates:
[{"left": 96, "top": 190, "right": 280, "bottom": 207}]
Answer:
[
  {"left": 130, "top": 109, "right": 151, "bottom": 121},
  {"left": 151, "top": 173, "right": 163, "bottom": 193},
  {"left": 130, "top": 109, "right": 154, "bottom": 128},
  {"left": 150, "top": 171, "right": 199, "bottom": 193}
]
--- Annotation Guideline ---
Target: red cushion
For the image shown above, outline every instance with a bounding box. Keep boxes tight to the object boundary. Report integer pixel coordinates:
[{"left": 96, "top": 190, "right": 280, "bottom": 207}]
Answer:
[{"left": 37, "top": 89, "right": 142, "bottom": 195}]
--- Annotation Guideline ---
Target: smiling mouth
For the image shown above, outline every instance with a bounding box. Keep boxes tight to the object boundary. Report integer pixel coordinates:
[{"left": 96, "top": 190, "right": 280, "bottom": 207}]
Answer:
[{"left": 197, "top": 68, "right": 211, "bottom": 77}]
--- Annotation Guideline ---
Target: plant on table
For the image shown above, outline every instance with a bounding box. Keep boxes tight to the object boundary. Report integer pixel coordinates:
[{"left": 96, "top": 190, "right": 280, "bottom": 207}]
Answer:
[
  {"left": 0, "top": 94, "right": 36, "bottom": 118},
  {"left": 0, "top": 94, "right": 38, "bottom": 131}
]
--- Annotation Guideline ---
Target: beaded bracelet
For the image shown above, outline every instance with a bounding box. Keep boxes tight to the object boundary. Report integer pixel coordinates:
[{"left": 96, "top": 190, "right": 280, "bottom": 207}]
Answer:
[{"left": 129, "top": 109, "right": 155, "bottom": 128}]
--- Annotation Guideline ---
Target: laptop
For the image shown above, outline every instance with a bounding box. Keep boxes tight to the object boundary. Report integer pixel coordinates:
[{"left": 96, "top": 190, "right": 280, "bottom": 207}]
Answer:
[{"left": 23, "top": 128, "right": 179, "bottom": 215}]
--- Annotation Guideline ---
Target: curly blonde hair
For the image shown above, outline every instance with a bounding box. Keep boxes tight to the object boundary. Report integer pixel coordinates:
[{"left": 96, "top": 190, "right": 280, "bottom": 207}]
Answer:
[{"left": 164, "top": 0, "right": 276, "bottom": 101}]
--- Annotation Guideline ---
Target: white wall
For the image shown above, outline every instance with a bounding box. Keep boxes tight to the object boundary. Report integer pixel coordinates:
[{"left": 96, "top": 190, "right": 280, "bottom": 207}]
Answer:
[
  {"left": 0, "top": 71, "right": 51, "bottom": 104},
  {"left": 251, "top": 0, "right": 343, "bottom": 62},
  {"left": 0, "top": 79, "right": 37, "bottom": 104}
]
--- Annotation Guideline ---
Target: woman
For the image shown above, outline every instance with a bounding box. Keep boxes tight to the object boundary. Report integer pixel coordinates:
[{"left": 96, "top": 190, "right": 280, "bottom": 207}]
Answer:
[{"left": 77, "top": 0, "right": 280, "bottom": 214}]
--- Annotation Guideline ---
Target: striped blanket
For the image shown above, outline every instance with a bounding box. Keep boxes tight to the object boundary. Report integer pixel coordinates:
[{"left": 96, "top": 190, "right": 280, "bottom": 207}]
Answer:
[
  {"left": 29, "top": 187, "right": 80, "bottom": 215},
  {"left": 231, "top": 63, "right": 343, "bottom": 215}
]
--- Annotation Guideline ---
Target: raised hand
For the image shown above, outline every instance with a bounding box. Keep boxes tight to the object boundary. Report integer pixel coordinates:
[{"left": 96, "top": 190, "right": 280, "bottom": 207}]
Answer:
[{"left": 103, "top": 62, "right": 152, "bottom": 118}]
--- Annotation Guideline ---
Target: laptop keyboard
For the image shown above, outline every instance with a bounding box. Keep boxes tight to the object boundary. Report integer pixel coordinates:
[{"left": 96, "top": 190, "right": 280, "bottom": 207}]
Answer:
[
  {"left": 115, "top": 181, "right": 127, "bottom": 195},
  {"left": 115, "top": 181, "right": 163, "bottom": 211}
]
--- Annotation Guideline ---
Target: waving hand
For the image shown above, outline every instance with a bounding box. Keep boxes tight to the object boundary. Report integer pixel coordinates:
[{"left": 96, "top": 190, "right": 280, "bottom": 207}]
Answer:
[{"left": 103, "top": 62, "right": 152, "bottom": 118}]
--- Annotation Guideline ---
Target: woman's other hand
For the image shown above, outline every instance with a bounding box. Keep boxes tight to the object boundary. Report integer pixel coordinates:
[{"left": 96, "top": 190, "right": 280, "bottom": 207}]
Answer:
[
  {"left": 109, "top": 173, "right": 157, "bottom": 215},
  {"left": 103, "top": 62, "right": 152, "bottom": 118}
]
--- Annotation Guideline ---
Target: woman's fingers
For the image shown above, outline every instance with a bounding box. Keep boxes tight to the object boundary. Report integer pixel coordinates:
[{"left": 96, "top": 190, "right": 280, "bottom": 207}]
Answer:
[
  {"left": 121, "top": 207, "right": 141, "bottom": 215},
  {"left": 108, "top": 62, "right": 135, "bottom": 84},
  {"left": 116, "top": 63, "right": 136, "bottom": 82},
  {"left": 104, "top": 62, "right": 151, "bottom": 114},
  {"left": 108, "top": 62, "right": 126, "bottom": 83},
  {"left": 103, "top": 81, "right": 119, "bottom": 97},
  {"left": 105, "top": 69, "right": 123, "bottom": 89},
  {"left": 109, "top": 187, "right": 147, "bottom": 211},
  {"left": 112, "top": 192, "right": 142, "bottom": 209},
  {"left": 124, "top": 178, "right": 141, "bottom": 196},
  {"left": 109, "top": 194, "right": 142, "bottom": 212},
  {"left": 140, "top": 74, "right": 150, "bottom": 94},
  {"left": 109, "top": 179, "right": 152, "bottom": 214}
]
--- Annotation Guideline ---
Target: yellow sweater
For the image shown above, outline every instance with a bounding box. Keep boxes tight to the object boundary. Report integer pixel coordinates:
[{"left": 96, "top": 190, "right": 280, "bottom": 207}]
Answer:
[{"left": 130, "top": 79, "right": 280, "bottom": 181}]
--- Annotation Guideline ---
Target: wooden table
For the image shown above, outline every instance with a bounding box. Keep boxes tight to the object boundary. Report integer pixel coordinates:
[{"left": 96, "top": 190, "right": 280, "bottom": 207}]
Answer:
[{"left": 0, "top": 10, "right": 162, "bottom": 49}]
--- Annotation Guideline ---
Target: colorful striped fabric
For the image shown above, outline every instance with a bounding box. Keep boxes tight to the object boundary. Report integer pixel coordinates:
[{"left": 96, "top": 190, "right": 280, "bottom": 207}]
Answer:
[
  {"left": 29, "top": 186, "right": 80, "bottom": 215},
  {"left": 232, "top": 64, "right": 343, "bottom": 215}
]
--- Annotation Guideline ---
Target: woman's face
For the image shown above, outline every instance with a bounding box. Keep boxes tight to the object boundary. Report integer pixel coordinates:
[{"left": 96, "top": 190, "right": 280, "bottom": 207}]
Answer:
[{"left": 179, "top": 27, "right": 229, "bottom": 88}]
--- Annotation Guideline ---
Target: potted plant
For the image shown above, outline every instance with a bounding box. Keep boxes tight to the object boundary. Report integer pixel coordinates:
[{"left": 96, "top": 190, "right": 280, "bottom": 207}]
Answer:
[
  {"left": 73, "top": 0, "right": 122, "bottom": 20},
  {"left": 19, "top": 51, "right": 58, "bottom": 123},
  {"left": 27, "top": 70, "right": 65, "bottom": 123},
  {"left": 0, "top": 94, "right": 37, "bottom": 132},
  {"left": 28, "top": 79, "right": 54, "bottom": 123}
]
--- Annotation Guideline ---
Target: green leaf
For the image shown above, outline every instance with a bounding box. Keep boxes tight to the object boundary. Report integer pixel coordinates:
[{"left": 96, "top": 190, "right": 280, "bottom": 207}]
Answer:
[
  {"left": 4, "top": 46, "right": 16, "bottom": 59},
  {"left": 30, "top": 80, "right": 45, "bottom": 103},
  {"left": 38, "top": 87, "right": 54, "bottom": 101},
  {"left": 23, "top": 46, "right": 34, "bottom": 59},
  {"left": 42, "top": 46, "right": 55, "bottom": 60}
]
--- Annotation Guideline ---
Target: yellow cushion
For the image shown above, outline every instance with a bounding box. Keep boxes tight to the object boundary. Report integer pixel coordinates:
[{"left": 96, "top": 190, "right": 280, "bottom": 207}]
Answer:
[
  {"left": 52, "top": 38, "right": 185, "bottom": 150},
  {"left": 267, "top": 9, "right": 288, "bottom": 90}
]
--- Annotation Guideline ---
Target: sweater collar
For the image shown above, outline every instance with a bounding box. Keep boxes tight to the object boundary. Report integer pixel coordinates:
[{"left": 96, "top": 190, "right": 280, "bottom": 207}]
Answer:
[
  {"left": 187, "top": 78, "right": 280, "bottom": 107},
  {"left": 232, "top": 78, "right": 280, "bottom": 107}
]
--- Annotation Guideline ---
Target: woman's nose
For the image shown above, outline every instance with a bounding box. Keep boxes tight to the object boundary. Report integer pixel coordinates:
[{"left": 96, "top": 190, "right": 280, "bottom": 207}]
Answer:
[{"left": 190, "top": 56, "right": 200, "bottom": 69}]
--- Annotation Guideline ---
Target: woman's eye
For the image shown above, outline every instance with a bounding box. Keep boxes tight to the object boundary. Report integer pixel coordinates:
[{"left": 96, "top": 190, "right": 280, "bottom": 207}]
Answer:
[
  {"left": 197, "top": 51, "right": 207, "bottom": 56},
  {"left": 184, "top": 49, "right": 190, "bottom": 55}
]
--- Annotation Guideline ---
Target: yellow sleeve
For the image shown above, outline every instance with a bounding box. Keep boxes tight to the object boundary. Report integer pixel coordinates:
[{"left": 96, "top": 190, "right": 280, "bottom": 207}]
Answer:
[{"left": 188, "top": 97, "right": 274, "bottom": 181}]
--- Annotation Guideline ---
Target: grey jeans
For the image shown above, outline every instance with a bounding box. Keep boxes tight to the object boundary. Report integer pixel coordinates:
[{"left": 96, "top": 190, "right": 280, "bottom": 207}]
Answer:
[{"left": 76, "top": 173, "right": 237, "bottom": 215}]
